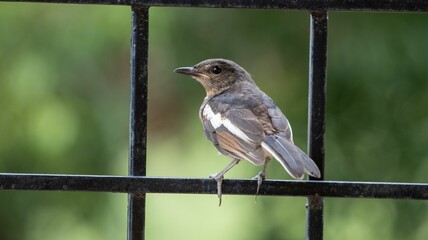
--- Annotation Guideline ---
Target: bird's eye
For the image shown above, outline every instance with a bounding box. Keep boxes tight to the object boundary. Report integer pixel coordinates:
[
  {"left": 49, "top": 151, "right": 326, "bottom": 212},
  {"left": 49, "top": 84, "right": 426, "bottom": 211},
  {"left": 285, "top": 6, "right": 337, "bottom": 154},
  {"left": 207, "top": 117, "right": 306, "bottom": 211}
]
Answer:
[{"left": 211, "top": 66, "right": 222, "bottom": 74}]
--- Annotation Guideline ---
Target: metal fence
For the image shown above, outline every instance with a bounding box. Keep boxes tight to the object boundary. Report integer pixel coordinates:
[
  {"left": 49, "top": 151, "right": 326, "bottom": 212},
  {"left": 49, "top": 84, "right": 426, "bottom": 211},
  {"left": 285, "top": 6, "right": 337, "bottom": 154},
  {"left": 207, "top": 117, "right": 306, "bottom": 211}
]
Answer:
[{"left": 1, "top": 1, "right": 428, "bottom": 240}]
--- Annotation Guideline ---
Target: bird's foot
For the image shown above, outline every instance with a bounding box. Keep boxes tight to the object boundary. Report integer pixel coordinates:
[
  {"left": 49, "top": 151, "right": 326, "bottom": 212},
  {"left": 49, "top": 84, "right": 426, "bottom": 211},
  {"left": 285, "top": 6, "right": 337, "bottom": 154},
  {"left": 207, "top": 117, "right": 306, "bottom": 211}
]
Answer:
[
  {"left": 252, "top": 171, "right": 266, "bottom": 201},
  {"left": 209, "top": 173, "right": 224, "bottom": 206}
]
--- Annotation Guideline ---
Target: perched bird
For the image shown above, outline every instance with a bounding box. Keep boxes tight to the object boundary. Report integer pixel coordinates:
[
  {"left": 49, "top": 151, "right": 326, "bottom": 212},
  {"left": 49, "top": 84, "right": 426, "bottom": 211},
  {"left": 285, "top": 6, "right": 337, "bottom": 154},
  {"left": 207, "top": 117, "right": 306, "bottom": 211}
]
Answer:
[{"left": 174, "top": 59, "right": 320, "bottom": 205}]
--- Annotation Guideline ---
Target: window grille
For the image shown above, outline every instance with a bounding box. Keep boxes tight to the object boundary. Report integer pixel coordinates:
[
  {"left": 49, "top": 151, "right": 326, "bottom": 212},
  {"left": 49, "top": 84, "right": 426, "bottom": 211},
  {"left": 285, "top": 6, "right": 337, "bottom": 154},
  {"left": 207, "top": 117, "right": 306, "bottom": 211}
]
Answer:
[{"left": 0, "top": 1, "right": 427, "bottom": 240}]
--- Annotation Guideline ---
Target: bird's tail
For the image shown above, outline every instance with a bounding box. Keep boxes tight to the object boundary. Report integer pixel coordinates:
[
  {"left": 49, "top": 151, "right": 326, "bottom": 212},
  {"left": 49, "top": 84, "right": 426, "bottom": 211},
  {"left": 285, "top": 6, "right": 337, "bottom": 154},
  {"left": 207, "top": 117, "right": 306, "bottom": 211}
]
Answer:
[{"left": 262, "top": 135, "right": 321, "bottom": 179}]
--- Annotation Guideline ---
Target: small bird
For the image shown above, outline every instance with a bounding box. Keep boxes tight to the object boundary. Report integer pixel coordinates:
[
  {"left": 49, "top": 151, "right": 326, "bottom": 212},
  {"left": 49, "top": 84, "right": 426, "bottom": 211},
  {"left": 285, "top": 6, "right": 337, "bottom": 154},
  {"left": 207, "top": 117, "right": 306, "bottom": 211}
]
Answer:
[{"left": 174, "top": 59, "right": 321, "bottom": 205}]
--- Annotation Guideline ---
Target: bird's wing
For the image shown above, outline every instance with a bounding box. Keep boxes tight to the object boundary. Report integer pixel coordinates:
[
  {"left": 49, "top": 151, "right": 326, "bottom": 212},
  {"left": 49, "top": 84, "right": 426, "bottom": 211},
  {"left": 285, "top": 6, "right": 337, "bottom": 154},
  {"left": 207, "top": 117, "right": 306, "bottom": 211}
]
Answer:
[
  {"left": 264, "top": 105, "right": 321, "bottom": 179},
  {"left": 267, "top": 107, "right": 293, "bottom": 142},
  {"left": 201, "top": 104, "right": 266, "bottom": 165}
]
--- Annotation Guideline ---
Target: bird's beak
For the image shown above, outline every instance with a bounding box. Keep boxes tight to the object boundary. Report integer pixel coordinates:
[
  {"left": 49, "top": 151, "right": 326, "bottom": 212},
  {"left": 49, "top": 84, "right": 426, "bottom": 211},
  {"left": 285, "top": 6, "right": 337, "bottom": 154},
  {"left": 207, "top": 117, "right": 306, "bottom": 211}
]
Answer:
[
  {"left": 174, "top": 66, "right": 210, "bottom": 80},
  {"left": 174, "top": 67, "right": 197, "bottom": 76}
]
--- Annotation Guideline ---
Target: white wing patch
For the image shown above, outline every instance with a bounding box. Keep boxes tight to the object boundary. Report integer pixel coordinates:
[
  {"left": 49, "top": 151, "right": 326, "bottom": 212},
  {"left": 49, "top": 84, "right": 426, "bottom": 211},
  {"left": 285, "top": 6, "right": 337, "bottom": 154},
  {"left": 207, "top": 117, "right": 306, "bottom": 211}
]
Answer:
[
  {"left": 203, "top": 104, "right": 222, "bottom": 128},
  {"left": 203, "top": 104, "right": 252, "bottom": 143}
]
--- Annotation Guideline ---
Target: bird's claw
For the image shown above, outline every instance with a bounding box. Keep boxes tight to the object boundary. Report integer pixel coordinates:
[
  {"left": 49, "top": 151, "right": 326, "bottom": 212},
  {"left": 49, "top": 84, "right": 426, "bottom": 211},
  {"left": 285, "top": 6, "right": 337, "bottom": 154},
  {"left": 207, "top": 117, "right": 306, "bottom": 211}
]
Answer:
[
  {"left": 209, "top": 173, "right": 224, "bottom": 206},
  {"left": 252, "top": 171, "right": 266, "bottom": 201}
]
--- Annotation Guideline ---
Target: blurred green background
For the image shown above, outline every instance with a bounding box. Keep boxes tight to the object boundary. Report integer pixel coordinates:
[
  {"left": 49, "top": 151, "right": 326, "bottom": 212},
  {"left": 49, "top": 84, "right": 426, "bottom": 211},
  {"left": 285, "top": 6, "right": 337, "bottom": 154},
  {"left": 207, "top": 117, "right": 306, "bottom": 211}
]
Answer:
[{"left": 1, "top": 4, "right": 428, "bottom": 240}]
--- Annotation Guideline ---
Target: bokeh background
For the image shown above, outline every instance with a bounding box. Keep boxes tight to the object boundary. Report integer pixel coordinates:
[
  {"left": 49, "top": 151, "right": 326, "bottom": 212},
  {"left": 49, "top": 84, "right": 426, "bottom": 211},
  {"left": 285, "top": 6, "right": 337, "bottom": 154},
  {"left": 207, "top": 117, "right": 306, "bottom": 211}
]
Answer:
[{"left": 1, "top": 4, "right": 428, "bottom": 240}]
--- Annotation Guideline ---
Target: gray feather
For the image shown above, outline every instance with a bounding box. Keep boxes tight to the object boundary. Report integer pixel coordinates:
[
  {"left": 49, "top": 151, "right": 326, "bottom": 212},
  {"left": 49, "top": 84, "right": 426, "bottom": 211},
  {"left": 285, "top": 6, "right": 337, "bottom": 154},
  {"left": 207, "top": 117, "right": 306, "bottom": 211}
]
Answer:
[
  {"left": 264, "top": 135, "right": 321, "bottom": 179},
  {"left": 264, "top": 135, "right": 304, "bottom": 179},
  {"left": 267, "top": 107, "right": 293, "bottom": 142},
  {"left": 294, "top": 146, "right": 321, "bottom": 178},
  {"left": 215, "top": 125, "right": 265, "bottom": 165}
]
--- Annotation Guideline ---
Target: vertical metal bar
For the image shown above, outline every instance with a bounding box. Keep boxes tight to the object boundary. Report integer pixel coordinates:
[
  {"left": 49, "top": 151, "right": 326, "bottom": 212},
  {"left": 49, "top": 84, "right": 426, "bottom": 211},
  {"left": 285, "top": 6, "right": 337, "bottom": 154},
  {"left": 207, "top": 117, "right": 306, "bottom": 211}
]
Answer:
[
  {"left": 306, "top": 10, "right": 328, "bottom": 240},
  {"left": 128, "top": 5, "right": 149, "bottom": 240}
]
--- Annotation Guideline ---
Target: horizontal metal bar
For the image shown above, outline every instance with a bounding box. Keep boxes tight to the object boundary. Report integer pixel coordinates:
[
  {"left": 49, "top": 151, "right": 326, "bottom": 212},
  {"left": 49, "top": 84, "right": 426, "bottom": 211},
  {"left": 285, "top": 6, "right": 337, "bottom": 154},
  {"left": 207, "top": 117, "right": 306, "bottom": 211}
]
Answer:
[
  {"left": 0, "top": 0, "right": 428, "bottom": 12},
  {"left": 140, "top": 0, "right": 428, "bottom": 12},
  {"left": 0, "top": 0, "right": 131, "bottom": 5},
  {"left": 0, "top": 173, "right": 427, "bottom": 200}
]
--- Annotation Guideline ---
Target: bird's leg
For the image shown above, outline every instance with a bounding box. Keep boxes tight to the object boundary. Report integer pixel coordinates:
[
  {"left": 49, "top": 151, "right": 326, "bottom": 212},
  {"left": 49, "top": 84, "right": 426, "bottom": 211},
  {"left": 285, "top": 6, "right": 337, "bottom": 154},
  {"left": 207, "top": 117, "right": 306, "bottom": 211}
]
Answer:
[
  {"left": 252, "top": 158, "right": 270, "bottom": 199},
  {"left": 209, "top": 158, "right": 240, "bottom": 206}
]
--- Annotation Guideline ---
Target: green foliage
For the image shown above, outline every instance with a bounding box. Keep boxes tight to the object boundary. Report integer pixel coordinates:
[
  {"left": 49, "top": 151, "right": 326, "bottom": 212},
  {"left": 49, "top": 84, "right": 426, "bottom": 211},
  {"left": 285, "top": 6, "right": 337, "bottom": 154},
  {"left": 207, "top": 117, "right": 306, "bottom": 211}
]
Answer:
[{"left": 0, "top": 4, "right": 427, "bottom": 240}]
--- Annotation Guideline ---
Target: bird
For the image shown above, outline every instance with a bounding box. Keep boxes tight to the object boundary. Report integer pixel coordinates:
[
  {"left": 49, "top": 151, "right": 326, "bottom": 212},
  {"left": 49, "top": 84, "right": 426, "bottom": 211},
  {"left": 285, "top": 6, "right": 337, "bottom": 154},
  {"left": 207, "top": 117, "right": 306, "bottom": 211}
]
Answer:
[{"left": 174, "top": 58, "right": 321, "bottom": 205}]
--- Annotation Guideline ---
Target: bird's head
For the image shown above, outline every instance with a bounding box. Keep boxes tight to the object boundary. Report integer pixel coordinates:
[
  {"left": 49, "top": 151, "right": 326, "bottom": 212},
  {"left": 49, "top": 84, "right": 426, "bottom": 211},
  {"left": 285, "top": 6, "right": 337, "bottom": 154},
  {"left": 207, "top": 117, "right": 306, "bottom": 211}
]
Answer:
[{"left": 174, "top": 58, "right": 254, "bottom": 96}]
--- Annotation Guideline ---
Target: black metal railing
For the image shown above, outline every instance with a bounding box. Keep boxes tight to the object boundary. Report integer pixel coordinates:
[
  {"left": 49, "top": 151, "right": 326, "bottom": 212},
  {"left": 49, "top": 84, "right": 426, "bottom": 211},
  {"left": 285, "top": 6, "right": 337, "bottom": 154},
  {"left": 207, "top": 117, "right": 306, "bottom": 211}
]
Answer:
[{"left": 0, "top": 1, "right": 427, "bottom": 240}]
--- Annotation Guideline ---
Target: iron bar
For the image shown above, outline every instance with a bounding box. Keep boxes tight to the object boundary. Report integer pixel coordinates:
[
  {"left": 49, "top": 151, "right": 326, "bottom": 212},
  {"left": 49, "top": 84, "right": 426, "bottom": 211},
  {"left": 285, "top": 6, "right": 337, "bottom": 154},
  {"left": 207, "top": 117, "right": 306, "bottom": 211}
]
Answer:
[
  {"left": 138, "top": 0, "right": 428, "bottom": 11},
  {"left": 1, "top": 0, "right": 428, "bottom": 12},
  {"left": 307, "top": 10, "right": 328, "bottom": 240},
  {"left": 128, "top": 5, "right": 149, "bottom": 240},
  {"left": 0, "top": 174, "right": 428, "bottom": 200},
  {"left": 0, "top": 0, "right": 131, "bottom": 4}
]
